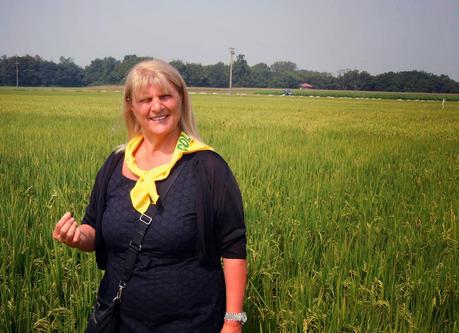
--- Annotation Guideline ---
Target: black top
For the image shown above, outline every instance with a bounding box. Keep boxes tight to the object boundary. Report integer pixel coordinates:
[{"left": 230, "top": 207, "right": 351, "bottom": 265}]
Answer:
[
  {"left": 96, "top": 158, "right": 225, "bottom": 332},
  {"left": 82, "top": 150, "right": 246, "bottom": 269}
]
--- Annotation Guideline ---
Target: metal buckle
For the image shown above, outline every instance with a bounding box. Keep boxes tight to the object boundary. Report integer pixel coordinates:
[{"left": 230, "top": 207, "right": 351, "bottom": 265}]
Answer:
[
  {"left": 113, "top": 281, "right": 126, "bottom": 303},
  {"left": 129, "top": 240, "right": 142, "bottom": 253},
  {"left": 139, "top": 213, "right": 152, "bottom": 225}
]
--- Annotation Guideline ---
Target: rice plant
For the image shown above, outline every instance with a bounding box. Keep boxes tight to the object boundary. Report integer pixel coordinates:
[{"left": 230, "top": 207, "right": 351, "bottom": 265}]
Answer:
[{"left": 0, "top": 88, "right": 457, "bottom": 332}]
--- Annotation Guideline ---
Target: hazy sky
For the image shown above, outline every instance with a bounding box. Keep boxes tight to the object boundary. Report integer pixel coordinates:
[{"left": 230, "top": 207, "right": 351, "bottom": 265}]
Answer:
[{"left": 1, "top": 0, "right": 459, "bottom": 80}]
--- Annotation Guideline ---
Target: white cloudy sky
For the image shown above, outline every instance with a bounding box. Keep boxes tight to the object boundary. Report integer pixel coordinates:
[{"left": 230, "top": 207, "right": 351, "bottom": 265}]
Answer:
[{"left": 1, "top": 0, "right": 458, "bottom": 80}]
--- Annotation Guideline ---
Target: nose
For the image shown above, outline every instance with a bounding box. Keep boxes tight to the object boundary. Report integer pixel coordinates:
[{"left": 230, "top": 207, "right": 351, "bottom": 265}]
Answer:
[{"left": 150, "top": 98, "right": 162, "bottom": 112}]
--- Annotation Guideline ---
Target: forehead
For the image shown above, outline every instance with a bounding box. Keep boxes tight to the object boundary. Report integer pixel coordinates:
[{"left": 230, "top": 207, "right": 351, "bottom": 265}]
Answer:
[{"left": 132, "top": 75, "right": 179, "bottom": 98}]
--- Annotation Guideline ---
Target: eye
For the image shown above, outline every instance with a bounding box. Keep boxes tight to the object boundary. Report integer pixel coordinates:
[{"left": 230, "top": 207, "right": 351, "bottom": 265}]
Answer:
[
  {"left": 160, "top": 94, "right": 172, "bottom": 100},
  {"left": 138, "top": 97, "right": 152, "bottom": 103}
]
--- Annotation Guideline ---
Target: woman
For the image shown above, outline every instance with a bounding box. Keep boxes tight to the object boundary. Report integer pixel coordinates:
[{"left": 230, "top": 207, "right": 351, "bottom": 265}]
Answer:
[{"left": 52, "top": 59, "right": 247, "bottom": 332}]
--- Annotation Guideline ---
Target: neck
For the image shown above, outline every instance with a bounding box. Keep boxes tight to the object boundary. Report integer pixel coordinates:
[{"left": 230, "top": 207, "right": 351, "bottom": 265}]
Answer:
[{"left": 140, "top": 128, "right": 181, "bottom": 155}]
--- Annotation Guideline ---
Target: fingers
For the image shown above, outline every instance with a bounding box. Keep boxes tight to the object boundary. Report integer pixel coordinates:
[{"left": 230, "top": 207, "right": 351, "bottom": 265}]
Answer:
[
  {"left": 53, "top": 212, "right": 72, "bottom": 239},
  {"left": 73, "top": 226, "right": 81, "bottom": 244},
  {"left": 65, "top": 221, "right": 77, "bottom": 243},
  {"left": 60, "top": 217, "right": 74, "bottom": 237},
  {"left": 53, "top": 212, "right": 80, "bottom": 248}
]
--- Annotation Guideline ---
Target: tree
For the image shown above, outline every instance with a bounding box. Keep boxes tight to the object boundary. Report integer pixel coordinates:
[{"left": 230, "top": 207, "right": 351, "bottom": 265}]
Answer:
[
  {"left": 207, "top": 62, "right": 228, "bottom": 88},
  {"left": 55, "top": 57, "right": 84, "bottom": 87},
  {"left": 270, "top": 71, "right": 300, "bottom": 88},
  {"left": 374, "top": 71, "right": 401, "bottom": 92},
  {"left": 170, "top": 60, "right": 190, "bottom": 84},
  {"left": 84, "top": 57, "right": 121, "bottom": 85},
  {"left": 16, "top": 55, "right": 42, "bottom": 86},
  {"left": 337, "top": 69, "right": 374, "bottom": 90},
  {"left": 114, "top": 55, "right": 152, "bottom": 83},
  {"left": 268, "top": 61, "right": 301, "bottom": 88},
  {"left": 0, "top": 55, "right": 17, "bottom": 85},
  {"left": 39, "top": 60, "right": 58, "bottom": 86},
  {"left": 271, "top": 61, "right": 297, "bottom": 73},
  {"left": 433, "top": 74, "right": 459, "bottom": 93},
  {"left": 1, "top": 53, "right": 458, "bottom": 92},
  {"left": 186, "top": 63, "right": 207, "bottom": 86},
  {"left": 297, "top": 70, "right": 339, "bottom": 89},
  {"left": 232, "top": 54, "right": 251, "bottom": 87},
  {"left": 250, "top": 63, "right": 271, "bottom": 88}
]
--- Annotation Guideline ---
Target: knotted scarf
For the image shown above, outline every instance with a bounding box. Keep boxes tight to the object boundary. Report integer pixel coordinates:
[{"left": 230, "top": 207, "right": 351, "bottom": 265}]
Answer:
[{"left": 125, "top": 132, "right": 213, "bottom": 214}]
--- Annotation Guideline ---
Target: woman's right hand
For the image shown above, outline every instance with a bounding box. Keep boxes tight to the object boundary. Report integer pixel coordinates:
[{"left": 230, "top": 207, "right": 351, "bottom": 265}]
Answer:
[
  {"left": 53, "top": 212, "right": 81, "bottom": 247},
  {"left": 52, "top": 212, "right": 96, "bottom": 251}
]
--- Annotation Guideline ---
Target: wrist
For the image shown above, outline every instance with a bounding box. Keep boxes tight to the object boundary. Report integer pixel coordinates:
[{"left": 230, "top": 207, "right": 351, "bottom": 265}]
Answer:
[{"left": 224, "top": 319, "right": 242, "bottom": 326}]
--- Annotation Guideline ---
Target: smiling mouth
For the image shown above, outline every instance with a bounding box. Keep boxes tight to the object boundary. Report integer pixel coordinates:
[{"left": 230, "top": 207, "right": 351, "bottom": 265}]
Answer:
[{"left": 149, "top": 114, "right": 169, "bottom": 121}]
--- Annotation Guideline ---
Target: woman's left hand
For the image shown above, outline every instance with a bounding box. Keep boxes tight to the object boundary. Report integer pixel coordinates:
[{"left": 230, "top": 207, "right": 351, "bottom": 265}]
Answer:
[{"left": 220, "top": 320, "right": 242, "bottom": 333}]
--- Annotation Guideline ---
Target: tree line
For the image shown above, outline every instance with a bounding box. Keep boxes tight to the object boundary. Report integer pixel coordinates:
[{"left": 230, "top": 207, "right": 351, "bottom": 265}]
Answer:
[{"left": 1, "top": 54, "right": 458, "bottom": 93}]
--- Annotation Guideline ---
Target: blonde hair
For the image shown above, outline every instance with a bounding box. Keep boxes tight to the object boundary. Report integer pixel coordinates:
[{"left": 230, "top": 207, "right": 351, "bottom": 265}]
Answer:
[{"left": 123, "top": 59, "right": 201, "bottom": 141}]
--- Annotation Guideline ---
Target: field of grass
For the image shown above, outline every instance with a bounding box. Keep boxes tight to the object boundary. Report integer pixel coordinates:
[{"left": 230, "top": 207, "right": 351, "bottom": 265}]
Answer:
[
  {"left": 0, "top": 87, "right": 458, "bottom": 332},
  {"left": 255, "top": 89, "right": 459, "bottom": 102},
  {"left": 35, "top": 84, "right": 459, "bottom": 102}
]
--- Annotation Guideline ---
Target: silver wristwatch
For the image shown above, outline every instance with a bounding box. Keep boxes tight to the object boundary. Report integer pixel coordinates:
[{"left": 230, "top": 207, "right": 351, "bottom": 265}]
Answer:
[{"left": 224, "top": 312, "right": 247, "bottom": 325}]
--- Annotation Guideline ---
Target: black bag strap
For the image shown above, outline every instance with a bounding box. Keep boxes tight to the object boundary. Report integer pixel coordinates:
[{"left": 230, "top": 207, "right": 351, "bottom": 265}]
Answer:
[{"left": 112, "top": 156, "right": 191, "bottom": 303}]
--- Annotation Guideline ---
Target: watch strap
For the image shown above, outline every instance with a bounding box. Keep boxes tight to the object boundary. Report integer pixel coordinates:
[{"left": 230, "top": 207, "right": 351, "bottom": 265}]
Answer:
[{"left": 224, "top": 312, "right": 247, "bottom": 324}]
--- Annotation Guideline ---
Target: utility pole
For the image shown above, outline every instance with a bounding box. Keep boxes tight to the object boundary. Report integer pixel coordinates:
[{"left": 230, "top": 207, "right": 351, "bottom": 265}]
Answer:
[
  {"left": 16, "top": 56, "right": 19, "bottom": 87},
  {"left": 228, "top": 47, "right": 235, "bottom": 95}
]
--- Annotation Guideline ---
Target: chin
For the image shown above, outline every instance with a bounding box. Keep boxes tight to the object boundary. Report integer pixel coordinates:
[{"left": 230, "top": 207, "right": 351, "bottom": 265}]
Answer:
[{"left": 144, "top": 127, "right": 180, "bottom": 140}]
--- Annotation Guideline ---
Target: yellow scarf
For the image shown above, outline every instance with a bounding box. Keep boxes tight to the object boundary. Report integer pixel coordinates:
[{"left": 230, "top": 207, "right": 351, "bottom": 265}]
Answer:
[{"left": 125, "top": 132, "right": 213, "bottom": 214}]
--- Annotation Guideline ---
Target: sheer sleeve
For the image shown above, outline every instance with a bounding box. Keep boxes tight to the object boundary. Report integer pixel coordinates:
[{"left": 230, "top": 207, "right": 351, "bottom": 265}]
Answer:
[
  {"left": 81, "top": 151, "right": 124, "bottom": 269},
  {"left": 208, "top": 154, "right": 246, "bottom": 259},
  {"left": 189, "top": 151, "right": 247, "bottom": 265}
]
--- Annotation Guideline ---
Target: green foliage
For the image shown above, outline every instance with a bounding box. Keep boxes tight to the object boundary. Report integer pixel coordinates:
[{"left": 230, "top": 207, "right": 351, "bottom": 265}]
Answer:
[
  {"left": 171, "top": 60, "right": 229, "bottom": 88},
  {"left": 337, "top": 69, "right": 374, "bottom": 90},
  {"left": 297, "top": 69, "right": 339, "bottom": 90},
  {"left": 17, "top": 55, "right": 42, "bottom": 86},
  {"left": 0, "top": 55, "right": 16, "bottom": 84},
  {"left": 84, "top": 57, "right": 122, "bottom": 86},
  {"left": 374, "top": 71, "right": 459, "bottom": 93},
  {"left": 186, "top": 63, "right": 208, "bottom": 86},
  {"left": 270, "top": 71, "right": 300, "bottom": 89},
  {"left": 113, "top": 55, "right": 153, "bottom": 83},
  {"left": 207, "top": 62, "right": 229, "bottom": 88},
  {"left": 251, "top": 63, "right": 272, "bottom": 88},
  {"left": 0, "top": 88, "right": 457, "bottom": 332},
  {"left": 271, "top": 61, "right": 297, "bottom": 73},
  {"left": 169, "top": 59, "right": 189, "bottom": 82},
  {"left": 1, "top": 54, "right": 459, "bottom": 92},
  {"left": 39, "top": 60, "right": 59, "bottom": 86},
  {"left": 0, "top": 55, "right": 84, "bottom": 87},
  {"left": 233, "top": 54, "right": 251, "bottom": 88},
  {"left": 55, "top": 57, "right": 85, "bottom": 87}
]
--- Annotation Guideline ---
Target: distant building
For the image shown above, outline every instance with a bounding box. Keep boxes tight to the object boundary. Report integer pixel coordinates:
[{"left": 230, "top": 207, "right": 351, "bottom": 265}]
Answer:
[{"left": 299, "top": 83, "right": 313, "bottom": 89}]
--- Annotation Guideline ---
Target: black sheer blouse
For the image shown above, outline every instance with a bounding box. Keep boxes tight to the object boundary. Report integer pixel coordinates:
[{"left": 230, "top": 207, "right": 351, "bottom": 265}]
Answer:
[{"left": 82, "top": 150, "right": 246, "bottom": 269}]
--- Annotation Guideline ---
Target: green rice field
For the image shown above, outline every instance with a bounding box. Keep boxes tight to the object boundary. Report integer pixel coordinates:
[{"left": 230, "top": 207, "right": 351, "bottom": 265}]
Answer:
[{"left": 0, "top": 88, "right": 458, "bottom": 332}]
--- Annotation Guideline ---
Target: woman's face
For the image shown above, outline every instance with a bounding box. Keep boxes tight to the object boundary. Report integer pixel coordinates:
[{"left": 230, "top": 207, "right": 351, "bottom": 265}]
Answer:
[{"left": 130, "top": 80, "right": 182, "bottom": 141}]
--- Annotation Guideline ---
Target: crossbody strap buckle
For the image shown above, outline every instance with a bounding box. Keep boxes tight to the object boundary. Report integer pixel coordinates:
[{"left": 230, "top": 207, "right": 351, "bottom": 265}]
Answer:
[{"left": 139, "top": 213, "right": 152, "bottom": 225}]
